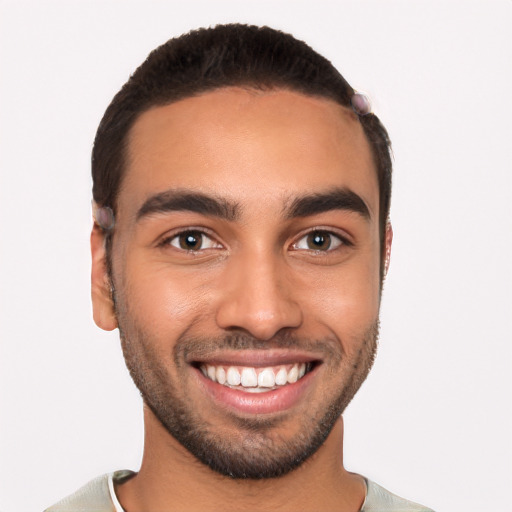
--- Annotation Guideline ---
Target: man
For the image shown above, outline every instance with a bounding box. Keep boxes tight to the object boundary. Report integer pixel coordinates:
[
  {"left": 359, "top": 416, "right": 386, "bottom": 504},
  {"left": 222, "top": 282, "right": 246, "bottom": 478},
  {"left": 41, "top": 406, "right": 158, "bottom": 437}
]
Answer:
[{"left": 46, "top": 24, "right": 433, "bottom": 512}]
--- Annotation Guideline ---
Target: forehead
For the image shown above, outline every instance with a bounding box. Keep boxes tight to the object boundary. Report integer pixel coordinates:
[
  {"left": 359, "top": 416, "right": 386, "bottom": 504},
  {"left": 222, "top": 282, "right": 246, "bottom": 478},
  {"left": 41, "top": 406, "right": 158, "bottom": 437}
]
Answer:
[{"left": 120, "top": 87, "right": 378, "bottom": 221}]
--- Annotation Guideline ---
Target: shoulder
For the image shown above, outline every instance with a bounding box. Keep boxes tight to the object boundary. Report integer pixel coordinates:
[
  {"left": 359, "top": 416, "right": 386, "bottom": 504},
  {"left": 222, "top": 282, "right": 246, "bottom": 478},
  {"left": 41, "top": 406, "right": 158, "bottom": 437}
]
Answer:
[
  {"left": 44, "top": 470, "right": 135, "bottom": 512},
  {"left": 362, "top": 478, "right": 435, "bottom": 512}
]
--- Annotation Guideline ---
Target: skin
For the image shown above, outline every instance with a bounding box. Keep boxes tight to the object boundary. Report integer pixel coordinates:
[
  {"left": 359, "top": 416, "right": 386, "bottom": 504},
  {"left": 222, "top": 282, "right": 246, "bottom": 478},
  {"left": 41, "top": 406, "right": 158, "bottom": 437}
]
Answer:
[{"left": 91, "top": 87, "right": 392, "bottom": 511}]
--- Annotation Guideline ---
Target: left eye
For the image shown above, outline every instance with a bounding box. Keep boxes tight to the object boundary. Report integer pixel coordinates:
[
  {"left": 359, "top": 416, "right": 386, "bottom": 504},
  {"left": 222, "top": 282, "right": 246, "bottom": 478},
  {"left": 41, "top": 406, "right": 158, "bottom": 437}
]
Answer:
[
  {"left": 167, "top": 230, "right": 221, "bottom": 251},
  {"left": 293, "top": 230, "right": 344, "bottom": 251}
]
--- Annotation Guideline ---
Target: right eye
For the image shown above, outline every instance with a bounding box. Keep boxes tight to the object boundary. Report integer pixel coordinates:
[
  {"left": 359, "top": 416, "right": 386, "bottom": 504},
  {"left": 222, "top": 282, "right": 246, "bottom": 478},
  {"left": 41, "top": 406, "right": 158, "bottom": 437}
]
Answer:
[{"left": 165, "top": 230, "right": 222, "bottom": 251}]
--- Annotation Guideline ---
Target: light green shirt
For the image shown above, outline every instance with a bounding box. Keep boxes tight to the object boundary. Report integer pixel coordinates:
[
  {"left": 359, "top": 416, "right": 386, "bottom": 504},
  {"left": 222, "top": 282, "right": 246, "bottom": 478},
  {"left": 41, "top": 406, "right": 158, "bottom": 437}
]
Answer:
[{"left": 45, "top": 470, "right": 434, "bottom": 512}]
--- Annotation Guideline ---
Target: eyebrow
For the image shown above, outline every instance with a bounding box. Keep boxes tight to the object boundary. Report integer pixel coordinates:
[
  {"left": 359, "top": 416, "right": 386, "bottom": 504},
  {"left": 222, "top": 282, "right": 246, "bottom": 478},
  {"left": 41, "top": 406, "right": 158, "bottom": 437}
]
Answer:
[
  {"left": 135, "top": 187, "right": 370, "bottom": 224},
  {"left": 285, "top": 187, "right": 371, "bottom": 220},
  {"left": 136, "top": 190, "right": 240, "bottom": 222}
]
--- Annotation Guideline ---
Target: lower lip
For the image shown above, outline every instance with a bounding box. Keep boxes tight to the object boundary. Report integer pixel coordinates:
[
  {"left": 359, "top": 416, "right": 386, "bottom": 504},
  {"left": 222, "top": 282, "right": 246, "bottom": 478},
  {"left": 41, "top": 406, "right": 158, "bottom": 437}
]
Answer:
[{"left": 194, "top": 366, "right": 318, "bottom": 415}]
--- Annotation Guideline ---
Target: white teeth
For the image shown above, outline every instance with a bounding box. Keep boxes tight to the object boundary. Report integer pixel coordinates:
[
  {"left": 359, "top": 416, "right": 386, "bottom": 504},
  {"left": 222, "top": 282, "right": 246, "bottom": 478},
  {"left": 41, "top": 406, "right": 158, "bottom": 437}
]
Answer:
[
  {"left": 241, "top": 367, "right": 258, "bottom": 387},
  {"left": 227, "top": 367, "right": 241, "bottom": 386},
  {"left": 275, "top": 368, "right": 288, "bottom": 386},
  {"left": 207, "top": 365, "right": 217, "bottom": 382},
  {"left": 258, "top": 368, "right": 275, "bottom": 388},
  {"left": 216, "top": 367, "right": 226, "bottom": 385},
  {"left": 287, "top": 365, "right": 299, "bottom": 384},
  {"left": 200, "top": 362, "right": 312, "bottom": 390}
]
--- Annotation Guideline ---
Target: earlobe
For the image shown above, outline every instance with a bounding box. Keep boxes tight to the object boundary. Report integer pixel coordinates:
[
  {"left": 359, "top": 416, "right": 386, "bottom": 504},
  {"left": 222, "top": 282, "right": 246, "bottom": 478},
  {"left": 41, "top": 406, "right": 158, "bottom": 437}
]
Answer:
[
  {"left": 91, "top": 224, "right": 118, "bottom": 331},
  {"left": 384, "top": 222, "right": 393, "bottom": 276}
]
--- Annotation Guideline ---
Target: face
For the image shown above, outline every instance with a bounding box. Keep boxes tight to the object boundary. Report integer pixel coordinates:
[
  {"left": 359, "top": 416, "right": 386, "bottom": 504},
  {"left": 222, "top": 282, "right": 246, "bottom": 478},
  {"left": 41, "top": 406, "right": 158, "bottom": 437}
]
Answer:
[{"left": 92, "top": 88, "right": 387, "bottom": 479}]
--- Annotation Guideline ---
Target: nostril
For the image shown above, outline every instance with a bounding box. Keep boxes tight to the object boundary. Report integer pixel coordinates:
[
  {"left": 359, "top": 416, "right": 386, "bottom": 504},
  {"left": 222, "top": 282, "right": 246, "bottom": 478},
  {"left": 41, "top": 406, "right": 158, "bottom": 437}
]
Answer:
[{"left": 215, "top": 294, "right": 303, "bottom": 341}]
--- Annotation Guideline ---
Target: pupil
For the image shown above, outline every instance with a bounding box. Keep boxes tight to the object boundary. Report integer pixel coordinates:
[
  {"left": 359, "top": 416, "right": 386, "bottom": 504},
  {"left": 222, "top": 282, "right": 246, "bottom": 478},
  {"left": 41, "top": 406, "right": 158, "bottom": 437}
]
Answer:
[
  {"left": 180, "top": 231, "right": 202, "bottom": 250},
  {"left": 308, "top": 231, "right": 330, "bottom": 250}
]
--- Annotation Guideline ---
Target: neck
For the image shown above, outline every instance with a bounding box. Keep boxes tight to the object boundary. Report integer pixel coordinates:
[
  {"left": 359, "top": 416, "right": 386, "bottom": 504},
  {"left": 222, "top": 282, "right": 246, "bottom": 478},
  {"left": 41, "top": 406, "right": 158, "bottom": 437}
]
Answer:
[{"left": 116, "top": 406, "right": 365, "bottom": 512}]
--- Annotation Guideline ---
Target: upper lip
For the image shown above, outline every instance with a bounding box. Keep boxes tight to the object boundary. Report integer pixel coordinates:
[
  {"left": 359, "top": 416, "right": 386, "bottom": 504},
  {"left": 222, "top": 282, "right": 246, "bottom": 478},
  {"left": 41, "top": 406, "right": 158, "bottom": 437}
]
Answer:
[{"left": 187, "top": 349, "right": 322, "bottom": 367}]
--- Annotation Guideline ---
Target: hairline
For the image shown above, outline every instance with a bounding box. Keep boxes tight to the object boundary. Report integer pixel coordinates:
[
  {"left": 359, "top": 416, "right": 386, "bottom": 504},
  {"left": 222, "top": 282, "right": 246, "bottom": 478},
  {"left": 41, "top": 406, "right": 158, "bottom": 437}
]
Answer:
[{"left": 118, "top": 83, "right": 364, "bottom": 213}]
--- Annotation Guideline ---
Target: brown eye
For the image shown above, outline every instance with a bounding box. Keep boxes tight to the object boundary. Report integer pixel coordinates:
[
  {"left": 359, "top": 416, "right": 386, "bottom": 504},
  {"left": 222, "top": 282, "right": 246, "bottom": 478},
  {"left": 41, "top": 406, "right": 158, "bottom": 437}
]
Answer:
[
  {"left": 168, "top": 230, "right": 220, "bottom": 251},
  {"left": 307, "top": 231, "right": 331, "bottom": 250},
  {"left": 179, "top": 231, "right": 202, "bottom": 250},
  {"left": 294, "top": 230, "right": 343, "bottom": 252}
]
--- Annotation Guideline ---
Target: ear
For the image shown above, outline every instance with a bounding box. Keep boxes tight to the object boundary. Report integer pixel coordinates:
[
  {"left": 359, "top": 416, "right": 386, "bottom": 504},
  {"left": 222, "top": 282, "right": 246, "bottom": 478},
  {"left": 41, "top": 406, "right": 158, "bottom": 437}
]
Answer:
[
  {"left": 384, "top": 222, "right": 393, "bottom": 276},
  {"left": 91, "top": 224, "right": 118, "bottom": 331}
]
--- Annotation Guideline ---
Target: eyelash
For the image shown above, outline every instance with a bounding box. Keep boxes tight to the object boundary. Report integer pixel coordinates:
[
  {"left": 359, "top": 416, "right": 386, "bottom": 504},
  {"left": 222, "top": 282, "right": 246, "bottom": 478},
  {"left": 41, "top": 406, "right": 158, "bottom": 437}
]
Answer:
[
  {"left": 160, "top": 229, "right": 221, "bottom": 252},
  {"left": 159, "top": 228, "right": 352, "bottom": 253},
  {"left": 291, "top": 229, "right": 352, "bottom": 252}
]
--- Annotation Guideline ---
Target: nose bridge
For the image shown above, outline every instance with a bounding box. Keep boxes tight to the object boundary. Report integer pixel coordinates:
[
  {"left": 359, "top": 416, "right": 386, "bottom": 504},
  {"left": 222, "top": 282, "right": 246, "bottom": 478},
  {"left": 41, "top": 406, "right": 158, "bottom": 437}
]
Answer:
[{"left": 215, "top": 246, "right": 303, "bottom": 340}]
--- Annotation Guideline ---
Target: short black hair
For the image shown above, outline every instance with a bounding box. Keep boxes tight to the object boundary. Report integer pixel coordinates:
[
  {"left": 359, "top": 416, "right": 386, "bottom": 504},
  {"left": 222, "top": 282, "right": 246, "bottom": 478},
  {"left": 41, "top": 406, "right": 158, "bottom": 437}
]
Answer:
[{"left": 92, "top": 23, "right": 392, "bottom": 244}]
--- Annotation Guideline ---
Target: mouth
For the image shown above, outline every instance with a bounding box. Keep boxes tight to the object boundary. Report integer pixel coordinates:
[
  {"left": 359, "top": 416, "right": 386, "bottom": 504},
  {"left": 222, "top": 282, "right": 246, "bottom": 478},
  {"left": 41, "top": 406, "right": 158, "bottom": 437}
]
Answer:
[
  {"left": 190, "top": 352, "right": 321, "bottom": 415},
  {"left": 198, "top": 362, "right": 314, "bottom": 393}
]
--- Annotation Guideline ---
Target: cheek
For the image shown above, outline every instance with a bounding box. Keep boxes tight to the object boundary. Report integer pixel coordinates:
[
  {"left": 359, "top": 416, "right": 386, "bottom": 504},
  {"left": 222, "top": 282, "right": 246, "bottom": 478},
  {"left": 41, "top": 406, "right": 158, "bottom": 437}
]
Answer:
[
  {"left": 312, "top": 278, "right": 379, "bottom": 321},
  {"left": 119, "top": 259, "right": 215, "bottom": 334},
  {"left": 302, "top": 258, "right": 381, "bottom": 337}
]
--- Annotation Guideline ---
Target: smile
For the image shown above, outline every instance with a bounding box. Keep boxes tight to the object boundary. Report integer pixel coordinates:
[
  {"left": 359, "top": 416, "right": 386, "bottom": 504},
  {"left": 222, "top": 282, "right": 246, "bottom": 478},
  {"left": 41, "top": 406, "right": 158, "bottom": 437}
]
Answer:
[
  {"left": 192, "top": 353, "right": 321, "bottom": 415},
  {"left": 199, "top": 362, "right": 313, "bottom": 393}
]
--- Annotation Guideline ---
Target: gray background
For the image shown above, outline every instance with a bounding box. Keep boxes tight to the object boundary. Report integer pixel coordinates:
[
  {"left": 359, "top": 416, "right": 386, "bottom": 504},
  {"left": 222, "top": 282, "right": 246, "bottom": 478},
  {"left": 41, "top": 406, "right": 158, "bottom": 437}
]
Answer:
[{"left": 1, "top": 1, "right": 511, "bottom": 511}]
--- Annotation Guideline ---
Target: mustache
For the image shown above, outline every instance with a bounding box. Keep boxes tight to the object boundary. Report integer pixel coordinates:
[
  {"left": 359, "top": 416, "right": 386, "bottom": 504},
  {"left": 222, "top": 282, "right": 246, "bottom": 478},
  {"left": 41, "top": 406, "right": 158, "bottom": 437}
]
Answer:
[{"left": 175, "top": 331, "right": 343, "bottom": 365}]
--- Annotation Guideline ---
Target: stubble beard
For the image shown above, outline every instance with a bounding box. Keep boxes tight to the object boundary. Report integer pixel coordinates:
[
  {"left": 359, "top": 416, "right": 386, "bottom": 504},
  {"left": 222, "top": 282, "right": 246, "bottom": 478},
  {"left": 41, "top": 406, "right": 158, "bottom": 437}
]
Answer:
[{"left": 116, "top": 302, "right": 379, "bottom": 480}]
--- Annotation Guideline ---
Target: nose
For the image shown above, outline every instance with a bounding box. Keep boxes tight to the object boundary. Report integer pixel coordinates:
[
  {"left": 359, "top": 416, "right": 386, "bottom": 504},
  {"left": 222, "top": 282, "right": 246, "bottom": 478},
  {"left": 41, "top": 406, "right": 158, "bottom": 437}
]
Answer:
[{"left": 215, "top": 251, "right": 303, "bottom": 341}]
